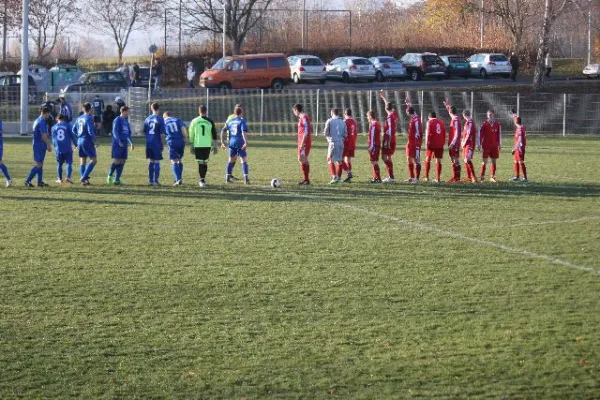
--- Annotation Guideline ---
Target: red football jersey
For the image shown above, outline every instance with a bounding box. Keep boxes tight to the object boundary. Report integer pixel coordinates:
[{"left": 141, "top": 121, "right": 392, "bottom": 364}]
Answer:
[
  {"left": 448, "top": 116, "right": 461, "bottom": 147},
  {"left": 368, "top": 121, "right": 381, "bottom": 152},
  {"left": 383, "top": 111, "right": 398, "bottom": 150},
  {"left": 514, "top": 125, "right": 526, "bottom": 150},
  {"left": 479, "top": 120, "right": 501, "bottom": 149},
  {"left": 408, "top": 114, "right": 422, "bottom": 148},
  {"left": 344, "top": 118, "right": 358, "bottom": 150},
  {"left": 461, "top": 119, "right": 477, "bottom": 148},
  {"left": 426, "top": 118, "right": 446, "bottom": 149},
  {"left": 297, "top": 113, "right": 312, "bottom": 147}
]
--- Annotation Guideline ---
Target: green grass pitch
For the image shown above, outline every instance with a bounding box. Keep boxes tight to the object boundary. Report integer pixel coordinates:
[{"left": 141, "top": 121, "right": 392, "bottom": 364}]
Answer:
[{"left": 0, "top": 136, "right": 599, "bottom": 398}]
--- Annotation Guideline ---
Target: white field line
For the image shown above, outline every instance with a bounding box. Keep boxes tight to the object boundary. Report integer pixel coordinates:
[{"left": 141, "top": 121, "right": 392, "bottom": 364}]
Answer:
[{"left": 507, "top": 216, "right": 600, "bottom": 228}]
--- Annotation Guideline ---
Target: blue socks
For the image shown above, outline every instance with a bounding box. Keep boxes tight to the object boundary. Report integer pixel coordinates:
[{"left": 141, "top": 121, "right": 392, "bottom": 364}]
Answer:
[
  {"left": 154, "top": 163, "right": 160, "bottom": 183},
  {"left": 57, "top": 164, "right": 63, "bottom": 181},
  {"left": 83, "top": 162, "right": 96, "bottom": 180},
  {"left": 115, "top": 164, "right": 124, "bottom": 181},
  {"left": 26, "top": 166, "right": 38, "bottom": 183},
  {"left": 148, "top": 163, "right": 154, "bottom": 183},
  {"left": 242, "top": 162, "right": 249, "bottom": 176},
  {"left": 226, "top": 162, "right": 234, "bottom": 176},
  {"left": 66, "top": 163, "right": 72, "bottom": 179},
  {"left": 37, "top": 167, "right": 43, "bottom": 185},
  {"left": 178, "top": 163, "right": 183, "bottom": 180},
  {"left": 79, "top": 164, "right": 85, "bottom": 179},
  {"left": 0, "top": 164, "right": 11, "bottom": 180},
  {"left": 171, "top": 163, "right": 178, "bottom": 181},
  {"left": 108, "top": 162, "right": 117, "bottom": 177}
]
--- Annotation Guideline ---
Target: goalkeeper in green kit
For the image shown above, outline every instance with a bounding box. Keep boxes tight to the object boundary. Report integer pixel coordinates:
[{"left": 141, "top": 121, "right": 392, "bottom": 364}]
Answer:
[{"left": 189, "top": 105, "right": 219, "bottom": 187}]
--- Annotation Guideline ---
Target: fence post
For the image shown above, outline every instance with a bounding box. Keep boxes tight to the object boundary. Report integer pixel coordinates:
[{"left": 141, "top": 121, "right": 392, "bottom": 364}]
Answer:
[
  {"left": 516, "top": 92, "right": 520, "bottom": 116},
  {"left": 470, "top": 92, "right": 474, "bottom": 114},
  {"left": 316, "top": 89, "right": 320, "bottom": 136},
  {"left": 205, "top": 89, "right": 209, "bottom": 113},
  {"left": 563, "top": 93, "right": 567, "bottom": 137},
  {"left": 369, "top": 90, "right": 372, "bottom": 111},
  {"left": 420, "top": 90, "right": 424, "bottom": 125},
  {"left": 260, "top": 89, "right": 264, "bottom": 136}
]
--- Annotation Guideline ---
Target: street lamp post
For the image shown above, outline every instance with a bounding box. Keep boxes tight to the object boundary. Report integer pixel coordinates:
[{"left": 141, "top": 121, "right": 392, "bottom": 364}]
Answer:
[
  {"left": 20, "top": 0, "right": 29, "bottom": 136},
  {"left": 222, "top": 1, "right": 227, "bottom": 58}
]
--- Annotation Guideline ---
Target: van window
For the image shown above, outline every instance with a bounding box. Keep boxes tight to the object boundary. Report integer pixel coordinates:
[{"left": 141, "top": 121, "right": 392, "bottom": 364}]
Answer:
[
  {"left": 268, "top": 57, "right": 287, "bottom": 68},
  {"left": 231, "top": 60, "right": 244, "bottom": 71},
  {"left": 246, "top": 58, "right": 268, "bottom": 70}
]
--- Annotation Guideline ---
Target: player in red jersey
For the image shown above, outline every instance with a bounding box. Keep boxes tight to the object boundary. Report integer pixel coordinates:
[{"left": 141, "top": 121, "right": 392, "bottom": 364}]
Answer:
[
  {"left": 341, "top": 108, "right": 358, "bottom": 183},
  {"left": 477, "top": 109, "right": 502, "bottom": 182},
  {"left": 405, "top": 98, "right": 422, "bottom": 184},
  {"left": 509, "top": 109, "right": 528, "bottom": 182},
  {"left": 293, "top": 103, "right": 312, "bottom": 185},
  {"left": 443, "top": 100, "right": 462, "bottom": 183},
  {"left": 461, "top": 109, "right": 477, "bottom": 183},
  {"left": 424, "top": 112, "right": 446, "bottom": 183},
  {"left": 379, "top": 91, "right": 398, "bottom": 183},
  {"left": 366, "top": 110, "right": 382, "bottom": 183}
]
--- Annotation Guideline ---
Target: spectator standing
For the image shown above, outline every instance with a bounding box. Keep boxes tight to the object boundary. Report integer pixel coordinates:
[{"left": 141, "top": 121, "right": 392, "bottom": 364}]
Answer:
[
  {"left": 545, "top": 53, "right": 553, "bottom": 78},
  {"left": 509, "top": 52, "right": 519, "bottom": 82},
  {"left": 121, "top": 63, "right": 131, "bottom": 85},
  {"left": 57, "top": 94, "right": 73, "bottom": 123},
  {"left": 42, "top": 92, "right": 57, "bottom": 131},
  {"left": 133, "top": 63, "right": 141, "bottom": 86},
  {"left": 102, "top": 105, "right": 117, "bottom": 135},
  {"left": 187, "top": 62, "right": 196, "bottom": 89}
]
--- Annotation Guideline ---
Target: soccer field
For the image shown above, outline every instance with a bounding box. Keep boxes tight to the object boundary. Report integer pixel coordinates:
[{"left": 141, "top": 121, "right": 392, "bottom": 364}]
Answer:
[{"left": 0, "top": 136, "right": 599, "bottom": 398}]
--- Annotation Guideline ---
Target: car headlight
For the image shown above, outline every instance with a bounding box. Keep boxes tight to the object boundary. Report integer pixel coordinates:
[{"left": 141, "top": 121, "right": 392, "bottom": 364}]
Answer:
[{"left": 205, "top": 76, "right": 213, "bottom": 81}]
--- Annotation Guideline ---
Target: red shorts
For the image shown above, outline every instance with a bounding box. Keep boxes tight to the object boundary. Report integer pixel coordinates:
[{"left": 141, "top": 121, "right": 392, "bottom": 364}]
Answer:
[
  {"left": 298, "top": 144, "right": 311, "bottom": 158},
  {"left": 513, "top": 148, "right": 525, "bottom": 162},
  {"left": 463, "top": 146, "right": 474, "bottom": 160},
  {"left": 426, "top": 148, "right": 444, "bottom": 160},
  {"left": 369, "top": 150, "right": 380, "bottom": 162},
  {"left": 405, "top": 144, "right": 417, "bottom": 158},
  {"left": 482, "top": 147, "right": 500, "bottom": 159},
  {"left": 343, "top": 148, "right": 355, "bottom": 158},
  {"left": 448, "top": 146, "right": 459, "bottom": 159}
]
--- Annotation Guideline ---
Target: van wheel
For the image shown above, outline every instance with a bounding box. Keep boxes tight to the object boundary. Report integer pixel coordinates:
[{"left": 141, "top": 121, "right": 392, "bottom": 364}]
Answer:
[
  {"left": 271, "top": 78, "right": 284, "bottom": 90},
  {"left": 376, "top": 71, "right": 384, "bottom": 82},
  {"left": 293, "top": 74, "right": 301, "bottom": 84},
  {"left": 219, "top": 82, "right": 232, "bottom": 90}
]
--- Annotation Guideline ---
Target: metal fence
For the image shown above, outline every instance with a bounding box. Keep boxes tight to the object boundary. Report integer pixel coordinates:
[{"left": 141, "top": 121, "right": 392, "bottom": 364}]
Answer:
[
  {"left": 128, "top": 88, "right": 600, "bottom": 137},
  {"left": 3, "top": 87, "right": 600, "bottom": 137}
]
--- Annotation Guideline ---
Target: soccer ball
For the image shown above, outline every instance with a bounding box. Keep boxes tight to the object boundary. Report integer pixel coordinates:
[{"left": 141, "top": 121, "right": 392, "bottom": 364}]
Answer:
[{"left": 271, "top": 178, "right": 281, "bottom": 188}]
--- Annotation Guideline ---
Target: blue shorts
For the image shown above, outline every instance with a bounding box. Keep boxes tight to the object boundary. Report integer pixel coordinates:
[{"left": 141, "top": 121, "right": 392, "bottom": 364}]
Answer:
[
  {"left": 78, "top": 141, "right": 97, "bottom": 158},
  {"left": 112, "top": 144, "right": 128, "bottom": 160},
  {"left": 168, "top": 144, "right": 185, "bottom": 160},
  {"left": 146, "top": 145, "right": 163, "bottom": 161},
  {"left": 33, "top": 145, "right": 47, "bottom": 163},
  {"left": 229, "top": 147, "right": 247, "bottom": 158},
  {"left": 56, "top": 152, "right": 73, "bottom": 164}
]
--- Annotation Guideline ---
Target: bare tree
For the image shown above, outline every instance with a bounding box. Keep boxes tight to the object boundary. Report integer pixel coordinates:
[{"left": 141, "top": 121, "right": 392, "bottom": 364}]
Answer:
[
  {"left": 183, "top": 0, "right": 276, "bottom": 55},
  {"left": 1, "top": 0, "right": 21, "bottom": 62},
  {"left": 86, "top": 0, "right": 154, "bottom": 62},
  {"left": 28, "top": 0, "right": 78, "bottom": 60}
]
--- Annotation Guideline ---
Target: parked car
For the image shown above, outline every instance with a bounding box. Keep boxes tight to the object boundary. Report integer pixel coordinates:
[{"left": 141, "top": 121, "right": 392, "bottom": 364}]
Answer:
[
  {"left": 583, "top": 63, "right": 600, "bottom": 79},
  {"left": 400, "top": 53, "right": 446, "bottom": 81},
  {"left": 288, "top": 55, "right": 327, "bottom": 84},
  {"left": 468, "top": 53, "right": 512, "bottom": 78},
  {"left": 63, "top": 71, "right": 129, "bottom": 93},
  {"left": 369, "top": 56, "right": 407, "bottom": 82},
  {"left": 134, "top": 66, "right": 156, "bottom": 87},
  {"left": 200, "top": 53, "right": 290, "bottom": 90},
  {"left": 440, "top": 55, "right": 471, "bottom": 79},
  {"left": 0, "top": 74, "right": 38, "bottom": 104},
  {"left": 325, "top": 57, "right": 376, "bottom": 83}
]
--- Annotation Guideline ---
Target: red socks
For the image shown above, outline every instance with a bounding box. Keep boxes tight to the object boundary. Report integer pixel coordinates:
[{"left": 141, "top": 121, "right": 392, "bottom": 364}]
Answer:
[
  {"left": 521, "top": 163, "right": 527, "bottom": 180},
  {"left": 491, "top": 164, "right": 497, "bottom": 177},
  {"left": 301, "top": 163, "right": 310, "bottom": 181},
  {"left": 424, "top": 161, "right": 431, "bottom": 180},
  {"left": 373, "top": 164, "right": 381, "bottom": 180},
  {"left": 467, "top": 161, "right": 475, "bottom": 180},
  {"left": 435, "top": 162, "right": 442, "bottom": 181},
  {"left": 384, "top": 160, "right": 394, "bottom": 179},
  {"left": 408, "top": 162, "right": 415, "bottom": 179},
  {"left": 336, "top": 164, "right": 343, "bottom": 178},
  {"left": 456, "top": 163, "right": 461, "bottom": 180},
  {"left": 480, "top": 163, "right": 486, "bottom": 178},
  {"left": 416, "top": 163, "right": 422, "bottom": 179},
  {"left": 328, "top": 163, "right": 336, "bottom": 178}
]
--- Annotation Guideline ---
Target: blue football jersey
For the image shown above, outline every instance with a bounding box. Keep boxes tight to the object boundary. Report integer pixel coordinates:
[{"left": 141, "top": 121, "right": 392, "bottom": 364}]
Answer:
[
  {"left": 32, "top": 116, "right": 48, "bottom": 147},
  {"left": 144, "top": 114, "right": 165, "bottom": 147},
  {"left": 112, "top": 116, "right": 132, "bottom": 144},
  {"left": 164, "top": 117, "right": 185, "bottom": 146},
  {"left": 73, "top": 114, "right": 96, "bottom": 142},
  {"left": 226, "top": 116, "right": 248, "bottom": 148},
  {"left": 51, "top": 122, "right": 76, "bottom": 154}
]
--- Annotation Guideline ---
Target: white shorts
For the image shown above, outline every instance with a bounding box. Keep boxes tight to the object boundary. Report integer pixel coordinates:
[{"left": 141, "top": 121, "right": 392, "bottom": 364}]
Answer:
[{"left": 327, "top": 141, "right": 344, "bottom": 163}]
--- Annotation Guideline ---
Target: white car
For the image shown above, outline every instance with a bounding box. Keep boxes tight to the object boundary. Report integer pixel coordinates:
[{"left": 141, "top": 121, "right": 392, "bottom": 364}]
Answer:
[
  {"left": 288, "top": 55, "right": 327, "bottom": 84},
  {"left": 468, "top": 53, "right": 512, "bottom": 78},
  {"left": 326, "top": 57, "right": 376, "bottom": 83},
  {"left": 369, "top": 56, "right": 407, "bottom": 81},
  {"left": 583, "top": 64, "right": 600, "bottom": 79}
]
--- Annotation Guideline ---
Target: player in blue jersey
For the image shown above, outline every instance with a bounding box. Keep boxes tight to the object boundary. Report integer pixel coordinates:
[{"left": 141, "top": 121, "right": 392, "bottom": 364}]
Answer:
[
  {"left": 72, "top": 103, "right": 98, "bottom": 186},
  {"left": 221, "top": 106, "right": 250, "bottom": 184},
  {"left": 51, "top": 114, "right": 77, "bottom": 184},
  {"left": 144, "top": 103, "right": 166, "bottom": 186},
  {"left": 107, "top": 106, "right": 134, "bottom": 186},
  {"left": 0, "top": 119, "right": 13, "bottom": 187},
  {"left": 24, "top": 107, "right": 52, "bottom": 187},
  {"left": 163, "top": 111, "right": 189, "bottom": 186},
  {"left": 92, "top": 94, "right": 105, "bottom": 132},
  {"left": 58, "top": 94, "right": 73, "bottom": 123}
]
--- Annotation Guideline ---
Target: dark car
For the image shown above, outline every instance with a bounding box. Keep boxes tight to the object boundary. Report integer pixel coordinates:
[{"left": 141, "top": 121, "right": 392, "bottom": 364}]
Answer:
[
  {"left": 0, "top": 74, "right": 39, "bottom": 104},
  {"left": 63, "top": 71, "right": 129, "bottom": 93},
  {"left": 134, "top": 67, "right": 156, "bottom": 87},
  {"left": 440, "top": 55, "right": 471, "bottom": 78},
  {"left": 400, "top": 53, "right": 446, "bottom": 81}
]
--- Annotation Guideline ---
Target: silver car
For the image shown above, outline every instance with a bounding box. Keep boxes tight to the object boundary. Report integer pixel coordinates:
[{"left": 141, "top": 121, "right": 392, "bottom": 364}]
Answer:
[
  {"left": 468, "top": 53, "right": 513, "bottom": 78},
  {"left": 326, "top": 57, "right": 376, "bottom": 83},
  {"left": 369, "top": 56, "right": 407, "bottom": 81},
  {"left": 288, "top": 55, "right": 327, "bottom": 84},
  {"left": 583, "top": 64, "right": 600, "bottom": 79}
]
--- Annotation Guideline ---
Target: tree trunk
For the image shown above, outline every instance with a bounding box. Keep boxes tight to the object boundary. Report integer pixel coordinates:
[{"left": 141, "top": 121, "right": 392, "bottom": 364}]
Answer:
[
  {"left": 533, "top": 0, "right": 551, "bottom": 91},
  {"left": 118, "top": 47, "right": 124, "bottom": 63},
  {"left": 232, "top": 38, "right": 241, "bottom": 56}
]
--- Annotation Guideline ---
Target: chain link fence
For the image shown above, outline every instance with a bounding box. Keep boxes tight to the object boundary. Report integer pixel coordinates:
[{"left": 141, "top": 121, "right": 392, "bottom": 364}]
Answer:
[{"left": 128, "top": 88, "right": 600, "bottom": 138}]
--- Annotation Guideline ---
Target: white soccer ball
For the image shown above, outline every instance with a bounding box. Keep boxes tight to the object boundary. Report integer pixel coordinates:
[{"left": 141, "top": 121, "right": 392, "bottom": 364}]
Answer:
[{"left": 271, "top": 178, "right": 281, "bottom": 188}]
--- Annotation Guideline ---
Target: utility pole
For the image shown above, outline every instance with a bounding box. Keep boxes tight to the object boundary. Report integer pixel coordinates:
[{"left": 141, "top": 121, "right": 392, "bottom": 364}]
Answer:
[
  {"left": 20, "top": 0, "right": 29, "bottom": 136},
  {"left": 480, "top": 0, "right": 484, "bottom": 49},
  {"left": 222, "top": 0, "right": 226, "bottom": 58},
  {"left": 588, "top": 9, "right": 592, "bottom": 65},
  {"left": 2, "top": 0, "right": 7, "bottom": 63},
  {"left": 179, "top": 0, "right": 182, "bottom": 56},
  {"left": 301, "top": 0, "right": 306, "bottom": 49}
]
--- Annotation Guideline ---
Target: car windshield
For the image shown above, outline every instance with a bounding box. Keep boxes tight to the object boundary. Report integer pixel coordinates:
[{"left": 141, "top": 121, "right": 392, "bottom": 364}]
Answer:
[
  {"left": 211, "top": 58, "right": 231, "bottom": 70},
  {"left": 490, "top": 55, "right": 508, "bottom": 62},
  {"left": 449, "top": 56, "right": 467, "bottom": 63},
  {"left": 78, "top": 74, "right": 89, "bottom": 83},
  {"left": 422, "top": 55, "right": 440, "bottom": 62},
  {"left": 352, "top": 59, "right": 371, "bottom": 65}
]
